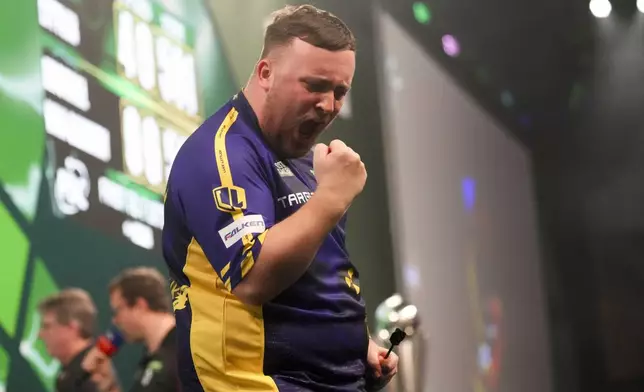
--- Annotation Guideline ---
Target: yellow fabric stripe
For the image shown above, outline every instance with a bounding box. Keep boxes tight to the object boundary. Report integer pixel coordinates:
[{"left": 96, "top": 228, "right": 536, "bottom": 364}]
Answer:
[
  {"left": 183, "top": 238, "right": 277, "bottom": 391},
  {"left": 241, "top": 252, "right": 255, "bottom": 279},
  {"left": 214, "top": 108, "right": 239, "bottom": 190},
  {"left": 213, "top": 107, "right": 260, "bottom": 278},
  {"left": 220, "top": 262, "right": 231, "bottom": 278}
]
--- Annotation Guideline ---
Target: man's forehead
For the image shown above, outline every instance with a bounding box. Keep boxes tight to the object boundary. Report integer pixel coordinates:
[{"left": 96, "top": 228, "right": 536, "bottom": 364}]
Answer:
[
  {"left": 289, "top": 39, "right": 354, "bottom": 64},
  {"left": 42, "top": 312, "right": 58, "bottom": 324},
  {"left": 289, "top": 45, "right": 354, "bottom": 84}
]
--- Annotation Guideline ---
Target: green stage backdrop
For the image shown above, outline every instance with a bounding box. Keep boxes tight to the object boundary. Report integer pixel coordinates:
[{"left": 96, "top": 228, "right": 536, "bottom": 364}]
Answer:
[{"left": 0, "top": 0, "right": 236, "bottom": 390}]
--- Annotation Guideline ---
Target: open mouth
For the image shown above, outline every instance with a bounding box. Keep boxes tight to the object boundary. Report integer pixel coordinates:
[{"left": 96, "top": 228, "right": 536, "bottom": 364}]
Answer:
[{"left": 299, "top": 119, "right": 324, "bottom": 138}]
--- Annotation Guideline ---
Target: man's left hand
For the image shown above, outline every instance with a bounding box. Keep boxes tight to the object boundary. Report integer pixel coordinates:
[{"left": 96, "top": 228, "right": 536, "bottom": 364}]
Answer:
[{"left": 366, "top": 338, "right": 399, "bottom": 390}]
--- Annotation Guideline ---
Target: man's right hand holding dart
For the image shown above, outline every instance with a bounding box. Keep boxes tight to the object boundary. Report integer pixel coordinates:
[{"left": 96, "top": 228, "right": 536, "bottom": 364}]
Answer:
[{"left": 365, "top": 338, "right": 400, "bottom": 391}]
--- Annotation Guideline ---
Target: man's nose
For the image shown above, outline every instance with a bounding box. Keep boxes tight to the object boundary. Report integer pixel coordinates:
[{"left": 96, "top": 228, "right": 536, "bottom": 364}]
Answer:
[{"left": 316, "top": 92, "right": 335, "bottom": 115}]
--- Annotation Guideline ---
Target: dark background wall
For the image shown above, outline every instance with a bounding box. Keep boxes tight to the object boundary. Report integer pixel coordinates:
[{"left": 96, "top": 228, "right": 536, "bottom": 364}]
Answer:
[{"left": 533, "top": 17, "right": 644, "bottom": 392}]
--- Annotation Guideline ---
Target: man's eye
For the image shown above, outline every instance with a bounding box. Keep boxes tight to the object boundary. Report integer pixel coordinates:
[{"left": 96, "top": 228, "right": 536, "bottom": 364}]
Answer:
[{"left": 307, "top": 82, "right": 326, "bottom": 92}]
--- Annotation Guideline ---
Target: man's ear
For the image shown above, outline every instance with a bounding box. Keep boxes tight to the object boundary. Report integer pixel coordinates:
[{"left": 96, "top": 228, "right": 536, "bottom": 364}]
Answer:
[
  {"left": 68, "top": 319, "right": 82, "bottom": 335},
  {"left": 134, "top": 297, "right": 149, "bottom": 311},
  {"left": 256, "top": 59, "right": 273, "bottom": 92}
]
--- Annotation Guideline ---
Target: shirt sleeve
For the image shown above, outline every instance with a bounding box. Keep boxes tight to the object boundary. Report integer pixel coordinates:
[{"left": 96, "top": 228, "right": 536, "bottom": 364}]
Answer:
[{"left": 176, "top": 131, "right": 275, "bottom": 291}]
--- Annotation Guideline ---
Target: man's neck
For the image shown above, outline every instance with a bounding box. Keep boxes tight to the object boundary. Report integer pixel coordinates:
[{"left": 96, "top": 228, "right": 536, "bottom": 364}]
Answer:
[
  {"left": 59, "top": 339, "right": 91, "bottom": 366},
  {"left": 142, "top": 313, "right": 175, "bottom": 354},
  {"left": 243, "top": 81, "right": 285, "bottom": 157},
  {"left": 242, "top": 81, "right": 265, "bottom": 130}
]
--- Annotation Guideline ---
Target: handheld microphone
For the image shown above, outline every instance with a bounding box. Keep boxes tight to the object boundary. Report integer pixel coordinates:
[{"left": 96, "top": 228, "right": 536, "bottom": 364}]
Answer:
[
  {"left": 75, "top": 327, "right": 125, "bottom": 387},
  {"left": 95, "top": 327, "right": 125, "bottom": 357}
]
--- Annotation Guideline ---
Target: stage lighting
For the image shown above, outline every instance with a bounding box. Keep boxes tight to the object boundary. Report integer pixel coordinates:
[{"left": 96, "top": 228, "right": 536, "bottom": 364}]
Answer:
[
  {"left": 589, "top": 0, "right": 612, "bottom": 18},
  {"left": 412, "top": 2, "right": 432, "bottom": 25},
  {"left": 637, "top": 0, "right": 644, "bottom": 13},
  {"left": 519, "top": 115, "right": 532, "bottom": 128},
  {"left": 442, "top": 34, "right": 460, "bottom": 57},
  {"left": 501, "top": 90, "right": 514, "bottom": 107}
]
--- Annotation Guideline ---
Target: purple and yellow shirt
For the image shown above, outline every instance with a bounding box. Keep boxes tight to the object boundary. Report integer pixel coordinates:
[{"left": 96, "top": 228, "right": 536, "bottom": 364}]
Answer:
[{"left": 162, "top": 92, "right": 368, "bottom": 392}]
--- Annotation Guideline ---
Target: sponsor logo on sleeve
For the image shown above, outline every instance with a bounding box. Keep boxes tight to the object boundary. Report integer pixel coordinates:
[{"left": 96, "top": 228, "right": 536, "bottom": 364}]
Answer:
[
  {"left": 218, "top": 214, "right": 266, "bottom": 248},
  {"left": 276, "top": 191, "right": 313, "bottom": 208},
  {"left": 274, "top": 161, "right": 294, "bottom": 177},
  {"left": 213, "top": 185, "right": 247, "bottom": 213}
]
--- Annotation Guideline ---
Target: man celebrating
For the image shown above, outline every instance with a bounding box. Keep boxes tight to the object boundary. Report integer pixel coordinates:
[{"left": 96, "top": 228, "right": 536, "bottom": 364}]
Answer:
[
  {"left": 38, "top": 288, "right": 107, "bottom": 392},
  {"left": 163, "top": 4, "right": 398, "bottom": 391}
]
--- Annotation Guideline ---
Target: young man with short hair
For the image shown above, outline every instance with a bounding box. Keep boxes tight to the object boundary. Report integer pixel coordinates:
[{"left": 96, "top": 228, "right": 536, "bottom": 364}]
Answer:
[
  {"left": 163, "top": 4, "right": 398, "bottom": 391},
  {"left": 83, "top": 267, "right": 178, "bottom": 392}
]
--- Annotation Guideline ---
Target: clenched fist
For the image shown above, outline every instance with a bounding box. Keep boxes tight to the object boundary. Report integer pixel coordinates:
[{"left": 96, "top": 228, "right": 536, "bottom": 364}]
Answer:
[{"left": 313, "top": 140, "right": 367, "bottom": 210}]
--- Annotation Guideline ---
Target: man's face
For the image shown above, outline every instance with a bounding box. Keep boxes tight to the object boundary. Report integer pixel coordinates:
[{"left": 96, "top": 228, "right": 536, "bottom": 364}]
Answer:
[
  {"left": 39, "top": 312, "right": 77, "bottom": 360},
  {"left": 110, "top": 289, "right": 144, "bottom": 342},
  {"left": 261, "top": 39, "right": 355, "bottom": 158}
]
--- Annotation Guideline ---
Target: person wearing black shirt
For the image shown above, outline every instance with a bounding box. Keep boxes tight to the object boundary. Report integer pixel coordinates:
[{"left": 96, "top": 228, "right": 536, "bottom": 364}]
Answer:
[
  {"left": 38, "top": 288, "right": 118, "bottom": 392},
  {"left": 82, "top": 267, "right": 178, "bottom": 392},
  {"left": 131, "top": 326, "right": 177, "bottom": 392},
  {"left": 56, "top": 345, "right": 95, "bottom": 392}
]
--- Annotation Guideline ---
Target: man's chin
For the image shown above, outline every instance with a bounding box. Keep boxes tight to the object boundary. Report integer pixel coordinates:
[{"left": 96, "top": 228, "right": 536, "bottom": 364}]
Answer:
[
  {"left": 278, "top": 141, "right": 314, "bottom": 159},
  {"left": 290, "top": 145, "right": 315, "bottom": 159}
]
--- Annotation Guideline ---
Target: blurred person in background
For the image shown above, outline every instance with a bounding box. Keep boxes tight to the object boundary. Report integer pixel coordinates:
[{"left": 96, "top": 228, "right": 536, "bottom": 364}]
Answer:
[
  {"left": 163, "top": 4, "right": 398, "bottom": 392},
  {"left": 38, "top": 288, "right": 116, "bottom": 392},
  {"left": 82, "top": 267, "right": 178, "bottom": 392}
]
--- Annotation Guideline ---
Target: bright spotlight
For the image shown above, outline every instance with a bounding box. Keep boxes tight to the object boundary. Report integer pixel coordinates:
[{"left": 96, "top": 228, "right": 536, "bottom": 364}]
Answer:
[
  {"left": 442, "top": 35, "right": 460, "bottom": 57},
  {"left": 412, "top": 2, "right": 432, "bottom": 25},
  {"left": 589, "top": 0, "right": 612, "bottom": 18},
  {"left": 637, "top": 0, "right": 644, "bottom": 13}
]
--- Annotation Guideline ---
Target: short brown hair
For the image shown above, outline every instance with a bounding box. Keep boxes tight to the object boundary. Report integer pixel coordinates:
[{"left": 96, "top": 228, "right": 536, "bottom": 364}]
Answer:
[
  {"left": 261, "top": 4, "right": 356, "bottom": 58},
  {"left": 38, "top": 288, "right": 97, "bottom": 339},
  {"left": 109, "top": 267, "right": 171, "bottom": 313}
]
